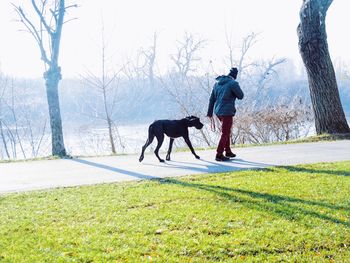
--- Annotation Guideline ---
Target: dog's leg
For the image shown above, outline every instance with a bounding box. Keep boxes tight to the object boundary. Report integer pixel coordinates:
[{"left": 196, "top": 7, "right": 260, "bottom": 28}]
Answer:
[
  {"left": 154, "top": 133, "right": 165, "bottom": 162},
  {"left": 183, "top": 136, "right": 200, "bottom": 159},
  {"left": 166, "top": 138, "right": 174, "bottom": 161},
  {"left": 139, "top": 127, "right": 155, "bottom": 162}
]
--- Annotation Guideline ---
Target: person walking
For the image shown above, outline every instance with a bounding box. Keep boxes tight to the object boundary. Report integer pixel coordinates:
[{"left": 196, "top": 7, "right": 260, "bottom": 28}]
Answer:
[{"left": 207, "top": 67, "right": 244, "bottom": 161}]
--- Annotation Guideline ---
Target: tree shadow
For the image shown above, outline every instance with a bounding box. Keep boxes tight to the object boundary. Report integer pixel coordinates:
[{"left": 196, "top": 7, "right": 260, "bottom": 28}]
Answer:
[
  {"left": 72, "top": 157, "right": 273, "bottom": 182},
  {"left": 142, "top": 158, "right": 274, "bottom": 174},
  {"left": 232, "top": 158, "right": 274, "bottom": 167},
  {"left": 281, "top": 166, "right": 350, "bottom": 177},
  {"left": 159, "top": 178, "right": 350, "bottom": 227},
  {"left": 70, "top": 158, "right": 349, "bottom": 227},
  {"left": 71, "top": 158, "right": 159, "bottom": 180},
  {"left": 142, "top": 159, "right": 239, "bottom": 174}
]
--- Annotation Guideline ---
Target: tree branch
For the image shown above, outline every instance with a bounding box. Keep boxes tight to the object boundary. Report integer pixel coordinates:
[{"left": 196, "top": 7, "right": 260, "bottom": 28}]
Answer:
[
  {"left": 13, "top": 4, "right": 51, "bottom": 65},
  {"left": 31, "top": 0, "right": 53, "bottom": 35}
]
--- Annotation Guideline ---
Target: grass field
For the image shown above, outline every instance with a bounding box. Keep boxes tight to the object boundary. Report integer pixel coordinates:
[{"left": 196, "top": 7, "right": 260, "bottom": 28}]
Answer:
[{"left": 0, "top": 161, "right": 349, "bottom": 262}]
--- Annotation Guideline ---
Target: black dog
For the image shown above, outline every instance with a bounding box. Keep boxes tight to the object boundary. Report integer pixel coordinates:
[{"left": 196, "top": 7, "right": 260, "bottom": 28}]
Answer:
[{"left": 139, "top": 116, "right": 204, "bottom": 162}]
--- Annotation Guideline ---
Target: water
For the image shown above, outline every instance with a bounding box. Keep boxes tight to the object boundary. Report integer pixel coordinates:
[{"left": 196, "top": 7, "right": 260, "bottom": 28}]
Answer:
[
  {"left": 64, "top": 123, "right": 212, "bottom": 157},
  {"left": 0, "top": 119, "right": 333, "bottom": 160},
  {"left": 65, "top": 124, "right": 150, "bottom": 156}
]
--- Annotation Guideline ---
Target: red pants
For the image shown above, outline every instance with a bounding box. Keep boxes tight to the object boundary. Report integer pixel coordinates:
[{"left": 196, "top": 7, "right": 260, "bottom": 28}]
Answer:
[{"left": 217, "top": 116, "right": 233, "bottom": 155}]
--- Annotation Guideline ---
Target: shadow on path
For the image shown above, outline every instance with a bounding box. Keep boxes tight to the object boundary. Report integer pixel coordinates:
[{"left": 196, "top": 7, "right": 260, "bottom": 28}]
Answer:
[
  {"left": 233, "top": 158, "right": 274, "bottom": 167},
  {"left": 71, "top": 158, "right": 159, "bottom": 180},
  {"left": 72, "top": 157, "right": 273, "bottom": 181},
  {"left": 142, "top": 158, "right": 273, "bottom": 174}
]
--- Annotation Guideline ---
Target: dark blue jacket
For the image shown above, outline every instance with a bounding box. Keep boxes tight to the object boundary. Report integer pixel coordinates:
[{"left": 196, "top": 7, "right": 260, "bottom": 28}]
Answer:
[{"left": 207, "top": 75, "right": 244, "bottom": 117}]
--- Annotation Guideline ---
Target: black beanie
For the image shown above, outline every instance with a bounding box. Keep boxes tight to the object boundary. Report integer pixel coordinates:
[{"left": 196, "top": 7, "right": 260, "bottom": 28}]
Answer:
[{"left": 228, "top": 67, "right": 238, "bottom": 78}]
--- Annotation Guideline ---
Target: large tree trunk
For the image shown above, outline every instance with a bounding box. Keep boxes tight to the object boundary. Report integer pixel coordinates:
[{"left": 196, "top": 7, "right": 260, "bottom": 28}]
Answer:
[
  {"left": 44, "top": 66, "right": 66, "bottom": 156},
  {"left": 297, "top": 0, "right": 349, "bottom": 134},
  {"left": 14, "top": 0, "right": 73, "bottom": 158}
]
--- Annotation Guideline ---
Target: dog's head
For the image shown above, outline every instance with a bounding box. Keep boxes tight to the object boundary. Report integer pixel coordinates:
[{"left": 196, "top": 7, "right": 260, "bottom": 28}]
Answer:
[{"left": 185, "top": 116, "right": 204, "bottom": 130}]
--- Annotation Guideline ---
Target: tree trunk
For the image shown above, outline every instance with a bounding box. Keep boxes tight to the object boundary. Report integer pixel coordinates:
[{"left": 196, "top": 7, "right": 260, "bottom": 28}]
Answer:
[
  {"left": 44, "top": 66, "right": 67, "bottom": 156},
  {"left": 297, "top": 0, "right": 349, "bottom": 134},
  {"left": 107, "top": 117, "right": 116, "bottom": 154},
  {"left": 0, "top": 120, "right": 10, "bottom": 159}
]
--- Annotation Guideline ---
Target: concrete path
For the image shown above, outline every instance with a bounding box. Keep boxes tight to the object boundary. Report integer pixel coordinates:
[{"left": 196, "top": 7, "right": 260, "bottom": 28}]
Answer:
[{"left": 1, "top": 140, "right": 349, "bottom": 194}]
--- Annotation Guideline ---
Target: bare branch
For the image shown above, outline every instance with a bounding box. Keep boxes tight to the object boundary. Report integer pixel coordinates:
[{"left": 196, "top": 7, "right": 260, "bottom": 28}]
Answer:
[
  {"left": 63, "top": 17, "right": 78, "bottom": 25},
  {"left": 171, "top": 33, "right": 206, "bottom": 78},
  {"left": 81, "top": 70, "right": 103, "bottom": 89},
  {"left": 12, "top": 3, "right": 51, "bottom": 65},
  {"left": 237, "top": 32, "right": 260, "bottom": 79},
  {"left": 65, "top": 4, "right": 79, "bottom": 10},
  {"left": 35, "top": 119, "right": 47, "bottom": 157},
  {"left": 31, "top": 0, "right": 53, "bottom": 35}
]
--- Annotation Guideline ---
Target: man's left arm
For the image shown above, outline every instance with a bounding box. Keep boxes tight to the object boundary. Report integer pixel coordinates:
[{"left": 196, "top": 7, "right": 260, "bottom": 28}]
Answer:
[{"left": 232, "top": 82, "right": 244, "bottom": 100}]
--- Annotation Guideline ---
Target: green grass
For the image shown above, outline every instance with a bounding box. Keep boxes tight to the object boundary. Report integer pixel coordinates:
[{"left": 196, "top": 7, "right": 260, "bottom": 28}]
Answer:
[
  {"left": 0, "top": 162, "right": 349, "bottom": 262},
  {"left": 0, "top": 155, "right": 59, "bottom": 164}
]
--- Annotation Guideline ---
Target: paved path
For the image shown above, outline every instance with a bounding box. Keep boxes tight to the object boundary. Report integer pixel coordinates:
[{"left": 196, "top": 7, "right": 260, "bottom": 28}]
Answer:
[{"left": 1, "top": 140, "right": 349, "bottom": 194}]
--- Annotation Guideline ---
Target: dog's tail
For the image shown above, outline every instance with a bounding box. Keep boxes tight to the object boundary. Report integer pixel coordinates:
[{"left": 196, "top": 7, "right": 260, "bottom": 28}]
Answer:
[
  {"left": 139, "top": 124, "right": 155, "bottom": 162},
  {"left": 148, "top": 124, "right": 154, "bottom": 135},
  {"left": 146, "top": 124, "right": 155, "bottom": 144}
]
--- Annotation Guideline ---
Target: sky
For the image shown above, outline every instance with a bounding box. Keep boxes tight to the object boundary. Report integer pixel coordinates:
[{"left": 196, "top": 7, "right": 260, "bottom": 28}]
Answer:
[{"left": 0, "top": 0, "right": 349, "bottom": 78}]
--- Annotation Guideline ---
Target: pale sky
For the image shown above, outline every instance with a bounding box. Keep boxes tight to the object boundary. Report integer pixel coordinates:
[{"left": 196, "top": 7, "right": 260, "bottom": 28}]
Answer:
[{"left": 0, "top": 0, "right": 349, "bottom": 78}]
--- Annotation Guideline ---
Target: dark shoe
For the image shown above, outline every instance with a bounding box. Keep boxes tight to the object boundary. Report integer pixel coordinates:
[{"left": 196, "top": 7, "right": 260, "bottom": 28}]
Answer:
[
  {"left": 225, "top": 152, "right": 236, "bottom": 158},
  {"left": 215, "top": 154, "right": 230, "bottom": 162}
]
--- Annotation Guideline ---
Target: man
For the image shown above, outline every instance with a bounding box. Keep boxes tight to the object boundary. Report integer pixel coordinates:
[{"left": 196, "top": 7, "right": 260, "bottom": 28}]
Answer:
[{"left": 207, "top": 67, "right": 244, "bottom": 161}]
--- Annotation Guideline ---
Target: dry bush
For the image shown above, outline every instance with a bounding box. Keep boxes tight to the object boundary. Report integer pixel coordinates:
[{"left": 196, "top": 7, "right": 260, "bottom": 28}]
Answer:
[{"left": 232, "top": 102, "right": 313, "bottom": 144}]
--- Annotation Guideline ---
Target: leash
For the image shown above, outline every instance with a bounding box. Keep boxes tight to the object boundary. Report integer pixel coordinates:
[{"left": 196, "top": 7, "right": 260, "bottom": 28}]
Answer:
[{"left": 209, "top": 117, "right": 216, "bottom": 132}]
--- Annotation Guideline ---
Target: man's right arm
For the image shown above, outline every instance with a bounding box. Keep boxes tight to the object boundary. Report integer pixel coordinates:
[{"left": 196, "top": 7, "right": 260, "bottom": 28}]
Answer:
[{"left": 207, "top": 87, "right": 216, "bottom": 117}]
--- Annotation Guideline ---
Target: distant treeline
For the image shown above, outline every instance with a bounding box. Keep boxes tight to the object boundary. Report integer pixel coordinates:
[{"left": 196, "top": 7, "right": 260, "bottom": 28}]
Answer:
[{"left": 1, "top": 61, "right": 349, "bottom": 130}]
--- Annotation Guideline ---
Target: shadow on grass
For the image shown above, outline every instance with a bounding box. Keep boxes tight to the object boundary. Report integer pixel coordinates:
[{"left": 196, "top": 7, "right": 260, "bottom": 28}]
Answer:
[
  {"left": 160, "top": 179, "right": 350, "bottom": 227},
  {"left": 281, "top": 166, "right": 350, "bottom": 177},
  {"left": 70, "top": 158, "right": 349, "bottom": 227}
]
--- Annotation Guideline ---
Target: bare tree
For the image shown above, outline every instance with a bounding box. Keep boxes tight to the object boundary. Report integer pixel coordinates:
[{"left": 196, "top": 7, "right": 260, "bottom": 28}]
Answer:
[
  {"left": 224, "top": 31, "right": 259, "bottom": 81},
  {"left": 0, "top": 75, "right": 49, "bottom": 160},
  {"left": 223, "top": 31, "right": 288, "bottom": 143},
  {"left": 165, "top": 33, "right": 211, "bottom": 147},
  {"left": 139, "top": 32, "right": 158, "bottom": 89},
  {"left": 13, "top": 0, "right": 77, "bottom": 156},
  {"left": 166, "top": 33, "right": 206, "bottom": 112},
  {"left": 7, "top": 79, "right": 26, "bottom": 159},
  {"left": 252, "top": 57, "right": 286, "bottom": 109},
  {"left": 0, "top": 73, "right": 10, "bottom": 159},
  {"left": 297, "top": 0, "right": 350, "bottom": 134},
  {"left": 170, "top": 32, "right": 206, "bottom": 79},
  {"left": 81, "top": 21, "right": 122, "bottom": 155}
]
